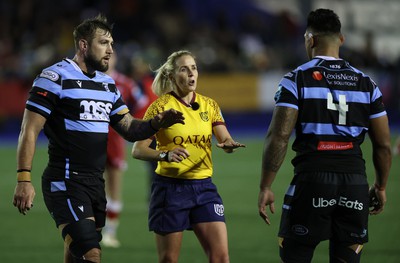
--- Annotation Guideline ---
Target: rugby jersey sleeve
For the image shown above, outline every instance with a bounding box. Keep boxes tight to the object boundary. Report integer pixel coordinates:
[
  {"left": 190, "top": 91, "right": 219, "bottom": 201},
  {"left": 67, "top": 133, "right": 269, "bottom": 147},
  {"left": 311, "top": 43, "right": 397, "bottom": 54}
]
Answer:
[
  {"left": 109, "top": 87, "right": 130, "bottom": 125},
  {"left": 26, "top": 69, "right": 62, "bottom": 118},
  {"left": 142, "top": 100, "right": 160, "bottom": 121},
  {"left": 208, "top": 98, "right": 225, "bottom": 127},
  {"left": 274, "top": 70, "right": 299, "bottom": 109},
  {"left": 369, "top": 80, "right": 387, "bottom": 119}
]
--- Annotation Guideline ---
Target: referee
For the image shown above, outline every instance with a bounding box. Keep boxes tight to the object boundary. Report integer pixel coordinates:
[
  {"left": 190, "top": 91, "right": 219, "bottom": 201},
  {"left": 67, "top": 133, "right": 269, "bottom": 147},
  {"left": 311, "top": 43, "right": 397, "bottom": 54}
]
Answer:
[{"left": 258, "top": 8, "right": 391, "bottom": 263}]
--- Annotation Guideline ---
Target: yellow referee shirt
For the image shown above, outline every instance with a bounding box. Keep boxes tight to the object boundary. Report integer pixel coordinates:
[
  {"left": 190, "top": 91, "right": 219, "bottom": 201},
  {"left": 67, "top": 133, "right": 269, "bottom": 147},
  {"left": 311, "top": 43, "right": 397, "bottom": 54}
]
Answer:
[{"left": 143, "top": 92, "right": 225, "bottom": 179}]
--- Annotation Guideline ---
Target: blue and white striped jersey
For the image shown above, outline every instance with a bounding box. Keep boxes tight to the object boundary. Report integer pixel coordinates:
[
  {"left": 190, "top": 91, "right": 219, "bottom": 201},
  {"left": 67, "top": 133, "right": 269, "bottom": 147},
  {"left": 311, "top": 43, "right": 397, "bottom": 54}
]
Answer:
[
  {"left": 26, "top": 58, "right": 128, "bottom": 177},
  {"left": 275, "top": 56, "right": 386, "bottom": 174}
]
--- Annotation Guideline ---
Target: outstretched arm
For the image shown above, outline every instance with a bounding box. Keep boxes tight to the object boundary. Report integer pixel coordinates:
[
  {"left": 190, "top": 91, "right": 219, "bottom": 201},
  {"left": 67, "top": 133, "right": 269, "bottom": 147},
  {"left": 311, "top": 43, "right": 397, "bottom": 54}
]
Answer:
[
  {"left": 113, "top": 108, "right": 184, "bottom": 142},
  {"left": 258, "top": 106, "right": 297, "bottom": 225},
  {"left": 213, "top": 125, "right": 245, "bottom": 153}
]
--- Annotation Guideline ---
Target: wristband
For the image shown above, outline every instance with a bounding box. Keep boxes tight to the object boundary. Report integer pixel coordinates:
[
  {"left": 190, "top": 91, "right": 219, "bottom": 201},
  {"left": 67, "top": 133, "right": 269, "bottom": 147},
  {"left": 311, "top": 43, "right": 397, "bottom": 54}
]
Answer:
[
  {"left": 17, "top": 171, "right": 31, "bottom": 182},
  {"left": 17, "top": 169, "right": 31, "bottom": 173}
]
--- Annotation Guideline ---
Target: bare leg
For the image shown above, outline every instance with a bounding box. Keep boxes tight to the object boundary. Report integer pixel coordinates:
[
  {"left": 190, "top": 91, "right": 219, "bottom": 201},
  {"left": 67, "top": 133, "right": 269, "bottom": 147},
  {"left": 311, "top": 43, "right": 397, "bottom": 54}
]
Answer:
[
  {"left": 63, "top": 238, "right": 73, "bottom": 263},
  {"left": 155, "top": 232, "right": 184, "bottom": 263},
  {"left": 193, "top": 222, "right": 230, "bottom": 263}
]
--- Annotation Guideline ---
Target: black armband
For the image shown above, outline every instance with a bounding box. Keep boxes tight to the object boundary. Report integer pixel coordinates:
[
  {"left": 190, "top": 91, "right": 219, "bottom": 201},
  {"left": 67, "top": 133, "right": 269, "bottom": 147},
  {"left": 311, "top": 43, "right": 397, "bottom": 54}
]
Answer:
[{"left": 17, "top": 169, "right": 31, "bottom": 173}]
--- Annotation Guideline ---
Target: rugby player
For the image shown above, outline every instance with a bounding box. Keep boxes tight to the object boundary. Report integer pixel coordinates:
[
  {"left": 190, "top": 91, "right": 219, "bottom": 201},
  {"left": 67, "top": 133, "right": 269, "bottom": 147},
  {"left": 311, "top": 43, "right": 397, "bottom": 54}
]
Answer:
[
  {"left": 258, "top": 8, "right": 391, "bottom": 263},
  {"left": 13, "top": 14, "right": 184, "bottom": 263}
]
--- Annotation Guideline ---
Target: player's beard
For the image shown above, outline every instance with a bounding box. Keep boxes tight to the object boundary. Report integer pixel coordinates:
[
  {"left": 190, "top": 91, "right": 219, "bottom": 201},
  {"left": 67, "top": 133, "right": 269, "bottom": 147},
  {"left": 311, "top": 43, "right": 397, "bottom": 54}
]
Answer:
[{"left": 85, "top": 50, "right": 109, "bottom": 72}]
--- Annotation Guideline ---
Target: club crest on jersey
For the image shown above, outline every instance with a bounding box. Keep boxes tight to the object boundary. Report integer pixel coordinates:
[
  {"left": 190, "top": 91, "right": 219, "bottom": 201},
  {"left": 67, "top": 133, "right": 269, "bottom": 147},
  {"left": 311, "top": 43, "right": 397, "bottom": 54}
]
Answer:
[
  {"left": 102, "top": 82, "right": 110, "bottom": 92},
  {"left": 40, "top": 70, "right": 59, "bottom": 82},
  {"left": 199, "top": 111, "right": 209, "bottom": 122},
  {"left": 312, "top": 71, "right": 323, "bottom": 81},
  {"left": 214, "top": 204, "right": 224, "bottom": 216}
]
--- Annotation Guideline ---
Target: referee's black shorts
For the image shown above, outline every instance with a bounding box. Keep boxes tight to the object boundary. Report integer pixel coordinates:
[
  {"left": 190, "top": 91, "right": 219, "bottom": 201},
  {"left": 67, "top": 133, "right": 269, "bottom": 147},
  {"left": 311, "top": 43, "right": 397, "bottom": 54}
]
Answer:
[{"left": 278, "top": 171, "right": 369, "bottom": 246}]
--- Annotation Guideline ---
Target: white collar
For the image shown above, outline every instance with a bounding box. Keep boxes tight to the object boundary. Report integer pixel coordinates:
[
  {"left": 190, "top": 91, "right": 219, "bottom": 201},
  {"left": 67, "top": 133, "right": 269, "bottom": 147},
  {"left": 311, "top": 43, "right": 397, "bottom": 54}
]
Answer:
[{"left": 315, "top": 55, "right": 341, "bottom": 61}]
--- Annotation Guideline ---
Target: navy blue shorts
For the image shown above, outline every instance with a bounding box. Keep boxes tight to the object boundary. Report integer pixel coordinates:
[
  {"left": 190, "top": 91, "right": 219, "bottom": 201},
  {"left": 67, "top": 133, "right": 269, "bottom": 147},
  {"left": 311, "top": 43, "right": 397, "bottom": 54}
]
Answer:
[
  {"left": 42, "top": 167, "right": 106, "bottom": 229},
  {"left": 149, "top": 174, "right": 225, "bottom": 233},
  {"left": 279, "top": 172, "right": 369, "bottom": 245}
]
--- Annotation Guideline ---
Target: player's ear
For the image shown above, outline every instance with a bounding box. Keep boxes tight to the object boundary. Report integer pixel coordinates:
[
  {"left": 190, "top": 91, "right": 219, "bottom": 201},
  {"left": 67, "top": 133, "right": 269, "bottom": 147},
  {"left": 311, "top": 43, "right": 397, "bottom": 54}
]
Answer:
[
  {"left": 169, "top": 75, "right": 176, "bottom": 84},
  {"left": 79, "top": 39, "right": 88, "bottom": 51},
  {"left": 339, "top": 33, "right": 345, "bottom": 46},
  {"left": 310, "top": 35, "right": 316, "bottom": 48}
]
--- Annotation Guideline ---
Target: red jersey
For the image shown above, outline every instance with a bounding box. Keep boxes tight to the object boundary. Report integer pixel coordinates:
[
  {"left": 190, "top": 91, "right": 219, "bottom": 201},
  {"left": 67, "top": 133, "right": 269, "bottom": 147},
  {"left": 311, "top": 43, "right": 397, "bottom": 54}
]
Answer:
[{"left": 106, "top": 70, "right": 149, "bottom": 169}]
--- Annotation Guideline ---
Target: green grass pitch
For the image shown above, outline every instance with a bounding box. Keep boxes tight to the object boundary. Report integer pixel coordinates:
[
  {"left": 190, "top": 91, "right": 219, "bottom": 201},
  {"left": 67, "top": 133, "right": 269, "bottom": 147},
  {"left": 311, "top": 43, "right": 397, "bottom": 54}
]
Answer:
[{"left": 1, "top": 136, "right": 399, "bottom": 262}]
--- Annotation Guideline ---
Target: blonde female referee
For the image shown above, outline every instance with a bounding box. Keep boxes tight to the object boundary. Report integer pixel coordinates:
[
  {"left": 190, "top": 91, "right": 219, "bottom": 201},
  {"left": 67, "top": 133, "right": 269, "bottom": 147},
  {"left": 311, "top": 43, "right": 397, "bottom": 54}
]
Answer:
[{"left": 132, "top": 50, "right": 245, "bottom": 263}]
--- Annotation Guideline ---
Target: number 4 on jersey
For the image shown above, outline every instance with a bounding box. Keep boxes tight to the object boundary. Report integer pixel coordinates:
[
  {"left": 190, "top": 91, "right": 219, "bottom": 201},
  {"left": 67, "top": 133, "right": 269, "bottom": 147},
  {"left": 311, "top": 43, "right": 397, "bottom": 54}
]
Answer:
[{"left": 327, "top": 92, "right": 348, "bottom": 125}]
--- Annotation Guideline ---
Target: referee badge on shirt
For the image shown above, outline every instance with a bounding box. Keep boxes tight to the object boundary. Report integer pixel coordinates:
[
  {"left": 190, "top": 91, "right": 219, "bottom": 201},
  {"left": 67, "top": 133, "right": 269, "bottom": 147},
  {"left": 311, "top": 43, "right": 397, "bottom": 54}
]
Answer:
[{"left": 199, "top": 111, "right": 209, "bottom": 122}]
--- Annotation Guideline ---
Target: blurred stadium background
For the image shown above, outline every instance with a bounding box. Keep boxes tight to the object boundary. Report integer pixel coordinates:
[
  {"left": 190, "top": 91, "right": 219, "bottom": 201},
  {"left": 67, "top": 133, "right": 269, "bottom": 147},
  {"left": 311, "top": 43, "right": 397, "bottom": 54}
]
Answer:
[{"left": 1, "top": 0, "right": 399, "bottom": 262}]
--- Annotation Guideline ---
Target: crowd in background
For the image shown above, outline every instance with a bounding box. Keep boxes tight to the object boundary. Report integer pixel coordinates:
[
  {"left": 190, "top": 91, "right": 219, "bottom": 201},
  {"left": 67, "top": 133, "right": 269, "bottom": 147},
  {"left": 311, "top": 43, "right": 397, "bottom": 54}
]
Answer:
[
  {"left": 0, "top": 0, "right": 399, "bottom": 122},
  {"left": 0, "top": 0, "right": 304, "bottom": 78}
]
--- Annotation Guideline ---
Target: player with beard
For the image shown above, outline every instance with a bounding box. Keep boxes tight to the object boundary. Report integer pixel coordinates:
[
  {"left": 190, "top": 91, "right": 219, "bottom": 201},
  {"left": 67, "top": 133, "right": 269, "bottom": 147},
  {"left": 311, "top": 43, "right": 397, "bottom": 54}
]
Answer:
[{"left": 13, "top": 14, "right": 184, "bottom": 263}]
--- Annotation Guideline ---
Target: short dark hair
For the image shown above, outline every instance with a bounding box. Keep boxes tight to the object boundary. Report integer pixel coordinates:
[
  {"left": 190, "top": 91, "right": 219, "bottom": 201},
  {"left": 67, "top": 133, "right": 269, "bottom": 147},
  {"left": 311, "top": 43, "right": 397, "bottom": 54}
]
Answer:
[
  {"left": 73, "top": 14, "right": 113, "bottom": 49},
  {"left": 307, "top": 8, "right": 341, "bottom": 34}
]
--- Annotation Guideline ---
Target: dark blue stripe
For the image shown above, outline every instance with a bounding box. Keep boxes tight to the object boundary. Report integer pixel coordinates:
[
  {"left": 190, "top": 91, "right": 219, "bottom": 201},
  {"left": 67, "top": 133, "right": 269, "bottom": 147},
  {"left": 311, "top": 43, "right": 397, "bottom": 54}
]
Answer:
[{"left": 61, "top": 89, "right": 118, "bottom": 102}]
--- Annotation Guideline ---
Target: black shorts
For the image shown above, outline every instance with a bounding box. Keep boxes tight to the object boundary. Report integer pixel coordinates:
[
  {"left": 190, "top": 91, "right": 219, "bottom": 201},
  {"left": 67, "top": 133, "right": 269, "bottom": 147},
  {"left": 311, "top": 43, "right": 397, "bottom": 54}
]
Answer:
[
  {"left": 278, "top": 172, "right": 369, "bottom": 245},
  {"left": 42, "top": 167, "right": 106, "bottom": 228}
]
